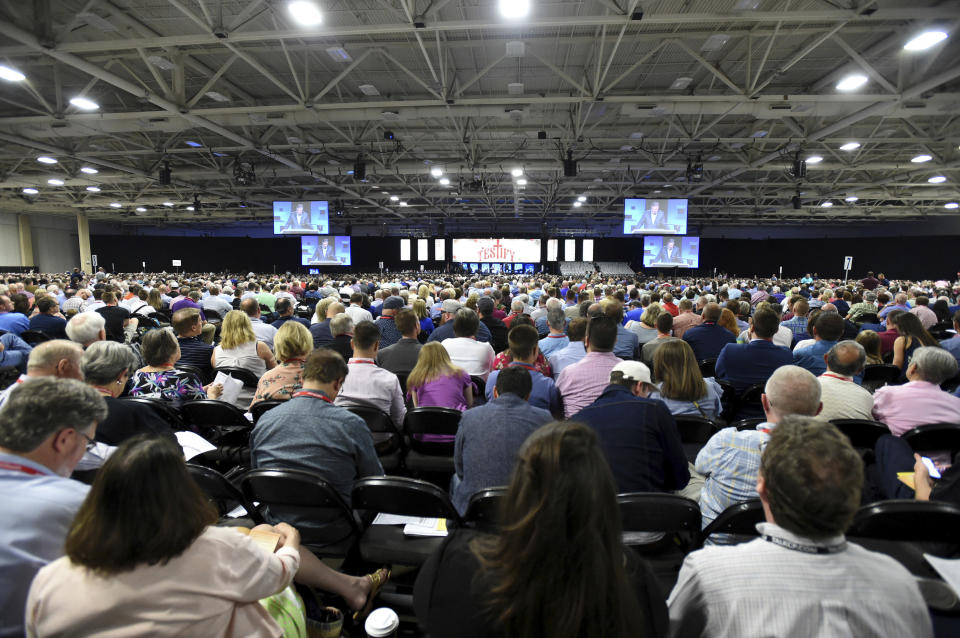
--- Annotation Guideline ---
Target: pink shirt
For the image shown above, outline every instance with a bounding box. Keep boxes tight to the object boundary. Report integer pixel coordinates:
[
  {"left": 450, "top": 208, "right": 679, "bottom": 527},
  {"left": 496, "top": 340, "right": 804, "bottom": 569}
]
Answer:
[
  {"left": 872, "top": 381, "right": 960, "bottom": 436},
  {"left": 555, "top": 351, "right": 623, "bottom": 418}
]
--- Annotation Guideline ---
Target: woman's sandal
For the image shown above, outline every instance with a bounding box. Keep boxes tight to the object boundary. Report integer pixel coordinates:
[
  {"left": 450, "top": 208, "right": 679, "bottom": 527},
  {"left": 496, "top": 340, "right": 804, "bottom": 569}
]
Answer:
[{"left": 352, "top": 567, "right": 391, "bottom": 623}]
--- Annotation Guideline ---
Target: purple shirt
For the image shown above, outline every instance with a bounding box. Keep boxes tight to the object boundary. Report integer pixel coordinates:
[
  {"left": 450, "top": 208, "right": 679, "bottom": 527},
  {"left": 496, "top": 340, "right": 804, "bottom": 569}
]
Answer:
[
  {"left": 169, "top": 298, "right": 206, "bottom": 321},
  {"left": 408, "top": 370, "right": 473, "bottom": 411}
]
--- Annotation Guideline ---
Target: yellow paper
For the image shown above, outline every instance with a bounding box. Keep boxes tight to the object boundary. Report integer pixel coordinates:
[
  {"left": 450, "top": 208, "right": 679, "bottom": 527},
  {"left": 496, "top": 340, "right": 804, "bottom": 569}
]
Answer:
[{"left": 897, "top": 472, "right": 916, "bottom": 490}]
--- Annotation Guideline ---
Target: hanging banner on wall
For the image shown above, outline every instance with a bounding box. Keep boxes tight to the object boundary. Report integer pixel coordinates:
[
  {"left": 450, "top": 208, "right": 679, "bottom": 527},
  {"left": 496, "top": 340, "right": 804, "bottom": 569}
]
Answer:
[{"left": 452, "top": 238, "right": 541, "bottom": 263}]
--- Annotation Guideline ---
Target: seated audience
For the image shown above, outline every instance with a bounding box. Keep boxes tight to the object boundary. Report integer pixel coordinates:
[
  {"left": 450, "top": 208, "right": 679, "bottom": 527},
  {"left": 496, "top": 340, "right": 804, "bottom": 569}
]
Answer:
[
  {"left": 213, "top": 310, "right": 277, "bottom": 380},
  {"left": 95, "top": 291, "right": 136, "bottom": 343},
  {"left": 874, "top": 434, "right": 960, "bottom": 504},
  {"left": 441, "top": 308, "right": 496, "bottom": 381},
  {"left": 172, "top": 307, "right": 214, "bottom": 382},
  {"left": 427, "top": 299, "right": 493, "bottom": 344},
  {"left": 818, "top": 341, "right": 874, "bottom": 421},
  {"left": 537, "top": 306, "right": 569, "bottom": 358},
  {"left": 200, "top": 284, "right": 232, "bottom": 317},
  {"left": 407, "top": 342, "right": 474, "bottom": 411},
  {"left": 602, "top": 299, "right": 640, "bottom": 360},
  {"left": 640, "top": 312, "right": 677, "bottom": 369},
  {"left": 412, "top": 298, "right": 434, "bottom": 341},
  {"left": 485, "top": 325, "right": 561, "bottom": 415},
  {"left": 779, "top": 298, "right": 809, "bottom": 338},
  {"left": 649, "top": 339, "right": 722, "bottom": 419},
  {"left": 940, "top": 309, "right": 960, "bottom": 365},
  {"left": 910, "top": 295, "right": 938, "bottom": 329},
  {"left": 547, "top": 316, "right": 587, "bottom": 376},
  {"left": 491, "top": 315, "right": 553, "bottom": 377},
  {"left": 856, "top": 329, "right": 884, "bottom": 366},
  {"left": 891, "top": 311, "right": 939, "bottom": 380},
  {"left": 270, "top": 297, "right": 309, "bottom": 330},
  {"left": 682, "top": 303, "right": 736, "bottom": 361},
  {"left": 626, "top": 303, "right": 661, "bottom": 345},
  {"left": 877, "top": 308, "right": 906, "bottom": 354},
  {"left": 0, "top": 332, "right": 32, "bottom": 376},
  {"left": 716, "top": 308, "right": 793, "bottom": 393},
  {"left": 0, "top": 340, "right": 81, "bottom": 408},
  {"left": 872, "top": 346, "right": 960, "bottom": 435},
  {"left": 373, "top": 296, "right": 406, "bottom": 348},
  {"left": 477, "top": 296, "right": 509, "bottom": 353},
  {"left": 669, "top": 417, "right": 932, "bottom": 638},
  {"left": 451, "top": 366, "right": 552, "bottom": 514},
  {"left": 718, "top": 307, "right": 741, "bottom": 337},
  {"left": 250, "top": 321, "right": 312, "bottom": 408},
  {"left": 671, "top": 298, "right": 702, "bottom": 338},
  {"left": 572, "top": 360, "right": 689, "bottom": 494},
  {"left": 0, "top": 378, "right": 107, "bottom": 637},
  {"left": 345, "top": 292, "right": 374, "bottom": 326},
  {"left": 415, "top": 421, "right": 668, "bottom": 638},
  {"left": 696, "top": 366, "right": 821, "bottom": 537},
  {"left": 82, "top": 341, "right": 176, "bottom": 446},
  {"left": 334, "top": 320, "right": 406, "bottom": 427},
  {"left": 240, "top": 297, "right": 278, "bottom": 351},
  {"left": 556, "top": 316, "right": 622, "bottom": 418},
  {"left": 28, "top": 297, "right": 67, "bottom": 339},
  {"left": 0, "top": 294, "right": 30, "bottom": 335},
  {"left": 376, "top": 308, "right": 422, "bottom": 375},
  {"left": 329, "top": 313, "right": 355, "bottom": 361},
  {"left": 65, "top": 311, "right": 106, "bottom": 348},
  {"left": 133, "top": 328, "right": 223, "bottom": 403}
]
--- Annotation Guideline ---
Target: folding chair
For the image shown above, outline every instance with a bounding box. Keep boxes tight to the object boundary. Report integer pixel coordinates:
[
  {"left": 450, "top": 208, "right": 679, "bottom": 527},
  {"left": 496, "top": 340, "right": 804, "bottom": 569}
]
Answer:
[
  {"left": 697, "top": 499, "right": 764, "bottom": 548},
  {"left": 463, "top": 487, "right": 508, "bottom": 534},
  {"left": 830, "top": 419, "right": 891, "bottom": 450},
  {"left": 902, "top": 423, "right": 960, "bottom": 457},
  {"left": 402, "top": 407, "right": 463, "bottom": 474},
  {"left": 673, "top": 415, "right": 719, "bottom": 464},
  {"left": 345, "top": 405, "right": 402, "bottom": 472},
  {"left": 250, "top": 399, "right": 284, "bottom": 423},
  {"left": 187, "top": 463, "right": 263, "bottom": 523},
  {"left": 862, "top": 364, "right": 902, "bottom": 392}
]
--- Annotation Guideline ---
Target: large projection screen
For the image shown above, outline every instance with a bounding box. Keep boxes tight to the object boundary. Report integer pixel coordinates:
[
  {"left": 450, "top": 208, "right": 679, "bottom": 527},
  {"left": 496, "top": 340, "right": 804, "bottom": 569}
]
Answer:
[{"left": 452, "top": 238, "right": 541, "bottom": 263}]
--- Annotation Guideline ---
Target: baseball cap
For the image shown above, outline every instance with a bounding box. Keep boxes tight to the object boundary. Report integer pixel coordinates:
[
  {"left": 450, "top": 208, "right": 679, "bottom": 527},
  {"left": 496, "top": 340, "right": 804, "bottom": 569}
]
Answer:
[
  {"left": 441, "top": 299, "right": 462, "bottom": 313},
  {"left": 611, "top": 360, "right": 651, "bottom": 384},
  {"left": 383, "top": 296, "right": 405, "bottom": 310}
]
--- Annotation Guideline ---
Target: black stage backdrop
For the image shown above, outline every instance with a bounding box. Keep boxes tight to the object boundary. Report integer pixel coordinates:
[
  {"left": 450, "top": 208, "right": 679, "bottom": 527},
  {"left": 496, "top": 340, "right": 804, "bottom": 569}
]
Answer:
[{"left": 90, "top": 234, "right": 960, "bottom": 281}]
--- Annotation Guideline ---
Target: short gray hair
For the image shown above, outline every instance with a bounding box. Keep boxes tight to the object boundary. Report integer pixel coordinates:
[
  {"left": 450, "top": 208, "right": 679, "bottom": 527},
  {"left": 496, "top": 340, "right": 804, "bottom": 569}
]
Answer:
[
  {"left": 910, "top": 346, "right": 958, "bottom": 384},
  {"left": 864, "top": 291, "right": 877, "bottom": 302},
  {"left": 66, "top": 312, "right": 105, "bottom": 345},
  {"left": 141, "top": 327, "right": 179, "bottom": 367},
  {"left": 511, "top": 299, "right": 524, "bottom": 312},
  {"left": 27, "top": 340, "right": 83, "bottom": 372},
  {"left": 0, "top": 377, "right": 107, "bottom": 452},
  {"left": 547, "top": 306, "right": 566, "bottom": 331},
  {"left": 826, "top": 341, "right": 866, "bottom": 377},
  {"left": 764, "top": 365, "right": 821, "bottom": 419},
  {"left": 330, "top": 313, "right": 354, "bottom": 337},
  {"left": 81, "top": 341, "right": 138, "bottom": 386}
]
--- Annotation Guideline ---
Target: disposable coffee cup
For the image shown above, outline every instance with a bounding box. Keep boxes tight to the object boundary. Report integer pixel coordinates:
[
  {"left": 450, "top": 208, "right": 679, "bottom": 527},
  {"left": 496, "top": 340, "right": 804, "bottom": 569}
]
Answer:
[{"left": 364, "top": 607, "right": 399, "bottom": 638}]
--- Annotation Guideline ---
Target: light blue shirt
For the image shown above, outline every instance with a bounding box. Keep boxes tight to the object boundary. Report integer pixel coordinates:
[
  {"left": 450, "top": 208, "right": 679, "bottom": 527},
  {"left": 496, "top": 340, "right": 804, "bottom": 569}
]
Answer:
[
  {"left": 940, "top": 335, "right": 960, "bottom": 366},
  {"left": 548, "top": 341, "right": 587, "bottom": 377},
  {"left": 538, "top": 334, "right": 570, "bottom": 358},
  {"left": 485, "top": 363, "right": 561, "bottom": 415},
  {"left": 0, "top": 453, "right": 89, "bottom": 637}
]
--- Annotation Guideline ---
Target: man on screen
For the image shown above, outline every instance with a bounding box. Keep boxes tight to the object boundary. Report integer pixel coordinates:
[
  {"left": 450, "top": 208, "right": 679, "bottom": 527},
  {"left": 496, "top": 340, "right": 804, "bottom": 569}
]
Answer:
[
  {"left": 281, "top": 202, "right": 314, "bottom": 232},
  {"left": 633, "top": 200, "right": 669, "bottom": 232},
  {"left": 654, "top": 238, "right": 683, "bottom": 265},
  {"left": 311, "top": 237, "right": 337, "bottom": 263}
]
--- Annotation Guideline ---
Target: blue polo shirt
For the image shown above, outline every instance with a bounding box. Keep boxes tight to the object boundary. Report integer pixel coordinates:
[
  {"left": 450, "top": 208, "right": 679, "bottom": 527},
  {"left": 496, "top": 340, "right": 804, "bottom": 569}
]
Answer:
[{"left": 485, "top": 362, "right": 561, "bottom": 415}]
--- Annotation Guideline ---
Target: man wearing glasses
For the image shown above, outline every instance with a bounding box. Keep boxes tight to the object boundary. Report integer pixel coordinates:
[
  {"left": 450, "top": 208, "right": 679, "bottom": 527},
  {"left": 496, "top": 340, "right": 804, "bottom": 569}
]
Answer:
[{"left": 0, "top": 377, "right": 107, "bottom": 638}]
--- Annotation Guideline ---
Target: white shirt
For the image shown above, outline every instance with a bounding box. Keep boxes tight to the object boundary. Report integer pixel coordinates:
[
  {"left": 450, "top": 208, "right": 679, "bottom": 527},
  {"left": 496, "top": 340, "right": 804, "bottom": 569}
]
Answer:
[
  {"left": 345, "top": 304, "right": 373, "bottom": 325},
  {"left": 818, "top": 372, "right": 874, "bottom": 421},
  {"left": 738, "top": 326, "right": 793, "bottom": 349},
  {"left": 202, "top": 296, "right": 233, "bottom": 317},
  {"left": 441, "top": 337, "right": 496, "bottom": 380},
  {"left": 335, "top": 358, "right": 406, "bottom": 427},
  {"left": 249, "top": 317, "right": 278, "bottom": 351},
  {"left": 668, "top": 522, "right": 932, "bottom": 638}
]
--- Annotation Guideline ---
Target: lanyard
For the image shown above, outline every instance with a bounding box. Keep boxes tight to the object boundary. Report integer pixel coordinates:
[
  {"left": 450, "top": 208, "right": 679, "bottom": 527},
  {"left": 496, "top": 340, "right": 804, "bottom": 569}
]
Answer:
[
  {"left": 547, "top": 334, "right": 566, "bottom": 338},
  {"left": 821, "top": 372, "right": 852, "bottom": 382},
  {"left": 293, "top": 390, "right": 334, "bottom": 404},
  {"left": 761, "top": 533, "right": 846, "bottom": 554},
  {"left": 350, "top": 359, "right": 376, "bottom": 365},
  {"left": 510, "top": 362, "right": 537, "bottom": 370},
  {"left": 0, "top": 460, "right": 46, "bottom": 476}
]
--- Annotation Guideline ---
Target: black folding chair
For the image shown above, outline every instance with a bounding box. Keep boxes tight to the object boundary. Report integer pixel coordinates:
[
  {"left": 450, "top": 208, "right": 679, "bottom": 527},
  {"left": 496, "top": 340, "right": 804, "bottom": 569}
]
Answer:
[
  {"left": 731, "top": 418, "right": 764, "bottom": 431},
  {"left": 463, "top": 487, "right": 507, "bottom": 533},
  {"left": 402, "top": 407, "right": 463, "bottom": 474},
  {"left": 351, "top": 476, "right": 461, "bottom": 565},
  {"left": 673, "top": 415, "right": 719, "bottom": 464},
  {"left": 902, "top": 423, "right": 960, "bottom": 457},
  {"left": 848, "top": 500, "right": 960, "bottom": 545},
  {"left": 250, "top": 399, "right": 284, "bottom": 423},
  {"left": 345, "top": 405, "right": 402, "bottom": 472},
  {"left": 176, "top": 362, "right": 212, "bottom": 386},
  {"left": 698, "top": 358, "right": 717, "bottom": 379},
  {"left": 736, "top": 383, "right": 765, "bottom": 419},
  {"left": 187, "top": 463, "right": 263, "bottom": 523},
  {"left": 862, "top": 364, "right": 902, "bottom": 392},
  {"left": 941, "top": 371, "right": 960, "bottom": 394},
  {"left": 858, "top": 313, "right": 879, "bottom": 325},
  {"left": 716, "top": 379, "right": 739, "bottom": 422},
  {"left": 19, "top": 329, "right": 50, "bottom": 345},
  {"left": 239, "top": 468, "right": 362, "bottom": 557},
  {"left": 214, "top": 366, "right": 261, "bottom": 389},
  {"left": 117, "top": 396, "right": 186, "bottom": 430},
  {"left": 698, "top": 499, "right": 764, "bottom": 548},
  {"left": 181, "top": 399, "right": 252, "bottom": 446},
  {"left": 470, "top": 376, "right": 487, "bottom": 406},
  {"left": 830, "top": 419, "right": 891, "bottom": 449}
]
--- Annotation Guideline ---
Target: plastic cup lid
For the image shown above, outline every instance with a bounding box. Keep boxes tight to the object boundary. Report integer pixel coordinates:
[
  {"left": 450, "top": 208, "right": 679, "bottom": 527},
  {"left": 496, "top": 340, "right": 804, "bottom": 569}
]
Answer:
[{"left": 364, "top": 608, "right": 399, "bottom": 636}]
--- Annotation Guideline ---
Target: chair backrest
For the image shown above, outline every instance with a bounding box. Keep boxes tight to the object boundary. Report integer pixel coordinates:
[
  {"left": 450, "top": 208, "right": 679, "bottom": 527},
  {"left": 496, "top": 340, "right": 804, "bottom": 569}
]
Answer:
[
  {"left": 829, "top": 419, "right": 891, "bottom": 449},
  {"left": 181, "top": 399, "right": 252, "bottom": 429},
  {"left": 464, "top": 487, "right": 507, "bottom": 533},
  {"left": 848, "top": 499, "right": 960, "bottom": 545},
  {"left": 941, "top": 371, "right": 960, "bottom": 394},
  {"left": 470, "top": 376, "right": 486, "bottom": 404},
  {"left": 250, "top": 399, "right": 284, "bottom": 423},
  {"left": 858, "top": 313, "right": 879, "bottom": 324},
  {"left": 395, "top": 372, "right": 409, "bottom": 396},
  {"left": 698, "top": 499, "right": 764, "bottom": 547},
  {"left": 731, "top": 418, "right": 764, "bottom": 431},
  {"left": 716, "top": 379, "right": 739, "bottom": 421},
  {"left": 175, "top": 362, "right": 210, "bottom": 385},
  {"left": 187, "top": 463, "right": 263, "bottom": 523},
  {"left": 19, "top": 330, "right": 50, "bottom": 345},
  {"left": 617, "top": 492, "right": 701, "bottom": 536},
  {"left": 352, "top": 476, "right": 461, "bottom": 523},
  {"left": 215, "top": 366, "right": 260, "bottom": 388},
  {"left": 673, "top": 415, "right": 718, "bottom": 445},
  {"left": 739, "top": 384, "right": 765, "bottom": 407},
  {"left": 902, "top": 423, "right": 960, "bottom": 456},
  {"left": 345, "top": 405, "right": 401, "bottom": 455},
  {"left": 203, "top": 308, "right": 222, "bottom": 321},
  {"left": 403, "top": 407, "right": 463, "bottom": 455},
  {"left": 117, "top": 396, "right": 185, "bottom": 430},
  {"left": 862, "top": 364, "right": 902, "bottom": 391},
  {"left": 698, "top": 358, "right": 717, "bottom": 379},
  {"left": 239, "top": 468, "right": 361, "bottom": 545}
]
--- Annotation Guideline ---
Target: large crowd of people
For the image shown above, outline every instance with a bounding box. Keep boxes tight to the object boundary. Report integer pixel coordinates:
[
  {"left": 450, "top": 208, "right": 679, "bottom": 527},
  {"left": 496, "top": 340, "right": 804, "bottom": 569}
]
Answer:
[{"left": 1, "top": 265, "right": 959, "bottom": 637}]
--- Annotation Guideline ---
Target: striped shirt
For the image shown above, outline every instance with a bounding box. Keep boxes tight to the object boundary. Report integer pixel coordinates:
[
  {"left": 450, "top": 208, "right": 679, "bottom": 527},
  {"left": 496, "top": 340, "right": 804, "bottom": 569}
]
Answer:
[{"left": 555, "top": 351, "right": 622, "bottom": 418}]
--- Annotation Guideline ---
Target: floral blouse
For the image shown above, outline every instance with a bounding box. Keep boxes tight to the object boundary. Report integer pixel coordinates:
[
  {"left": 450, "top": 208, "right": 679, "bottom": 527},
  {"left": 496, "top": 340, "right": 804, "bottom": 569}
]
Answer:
[
  {"left": 130, "top": 369, "right": 205, "bottom": 403},
  {"left": 492, "top": 350, "right": 552, "bottom": 378},
  {"left": 249, "top": 360, "right": 305, "bottom": 409}
]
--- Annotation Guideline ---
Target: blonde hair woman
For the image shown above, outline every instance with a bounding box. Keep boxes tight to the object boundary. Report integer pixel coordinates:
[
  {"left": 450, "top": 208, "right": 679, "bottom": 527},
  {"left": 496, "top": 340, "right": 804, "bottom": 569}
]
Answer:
[
  {"left": 406, "top": 342, "right": 473, "bottom": 411},
  {"left": 626, "top": 302, "right": 661, "bottom": 345},
  {"left": 413, "top": 298, "right": 435, "bottom": 340},
  {"left": 650, "top": 339, "right": 722, "bottom": 419},
  {"left": 250, "top": 321, "right": 312, "bottom": 408},
  {"left": 212, "top": 310, "right": 276, "bottom": 378}
]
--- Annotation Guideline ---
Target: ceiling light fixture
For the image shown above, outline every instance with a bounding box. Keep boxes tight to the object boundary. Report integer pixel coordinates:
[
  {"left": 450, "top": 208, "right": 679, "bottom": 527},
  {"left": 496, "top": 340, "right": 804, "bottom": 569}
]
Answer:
[
  {"left": 821, "top": 201, "right": 834, "bottom": 207},
  {"left": 573, "top": 201, "right": 582, "bottom": 208},
  {"left": 839, "top": 142, "right": 861, "bottom": 151},
  {"left": 390, "top": 195, "right": 399, "bottom": 202},
  {"left": 325, "top": 47, "right": 351, "bottom": 62},
  {"left": 836, "top": 74, "right": 868, "bottom": 91},
  {"left": 47, "top": 178, "right": 64, "bottom": 186},
  {"left": 37, "top": 156, "right": 57, "bottom": 164},
  {"left": 186, "top": 205, "right": 195, "bottom": 211},
  {"left": 288, "top": 1, "right": 323, "bottom": 26},
  {"left": 430, "top": 167, "right": 443, "bottom": 178},
  {"left": 945, "top": 202, "right": 959, "bottom": 210},
  {"left": 806, "top": 155, "right": 823, "bottom": 164},
  {"left": 439, "top": 177, "right": 450, "bottom": 186},
  {"left": 135, "top": 206, "right": 147, "bottom": 212},
  {"left": 499, "top": 0, "right": 530, "bottom": 19},
  {"left": 358, "top": 84, "right": 380, "bottom": 96},
  {"left": 163, "top": 201, "right": 174, "bottom": 207},
  {"left": 911, "top": 154, "right": 932, "bottom": 163},
  {"left": 110, "top": 202, "right": 122, "bottom": 208},
  {"left": 22, "top": 188, "right": 38, "bottom": 195},
  {"left": 0, "top": 65, "right": 26, "bottom": 82},
  {"left": 516, "top": 178, "right": 527, "bottom": 186},
  {"left": 845, "top": 195, "right": 859, "bottom": 202},
  {"left": 69, "top": 96, "right": 99, "bottom": 110},
  {"left": 577, "top": 196, "right": 587, "bottom": 202},
  {"left": 904, "top": 30, "right": 948, "bottom": 51},
  {"left": 86, "top": 186, "right": 101, "bottom": 192},
  {"left": 80, "top": 166, "right": 98, "bottom": 174},
  {"left": 511, "top": 167, "right": 523, "bottom": 177},
  {"left": 399, "top": 201, "right": 408, "bottom": 207},
  {"left": 928, "top": 175, "right": 947, "bottom": 183}
]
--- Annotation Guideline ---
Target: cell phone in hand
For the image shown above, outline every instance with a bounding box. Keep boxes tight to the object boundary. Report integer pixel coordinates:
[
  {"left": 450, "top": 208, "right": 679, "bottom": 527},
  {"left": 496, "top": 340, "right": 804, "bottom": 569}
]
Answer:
[{"left": 921, "top": 456, "right": 943, "bottom": 480}]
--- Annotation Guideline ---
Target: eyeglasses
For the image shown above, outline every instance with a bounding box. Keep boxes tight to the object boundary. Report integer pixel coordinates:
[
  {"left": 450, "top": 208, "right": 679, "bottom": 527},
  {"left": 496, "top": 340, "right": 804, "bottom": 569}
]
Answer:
[{"left": 75, "top": 429, "right": 97, "bottom": 452}]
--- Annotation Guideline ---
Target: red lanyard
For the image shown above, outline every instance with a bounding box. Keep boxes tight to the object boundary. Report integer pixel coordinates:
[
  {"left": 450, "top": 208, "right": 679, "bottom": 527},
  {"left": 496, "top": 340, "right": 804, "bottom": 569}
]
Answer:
[
  {"left": 0, "top": 460, "right": 46, "bottom": 476},
  {"left": 547, "top": 334, "right": 566, "bottom": 338},
  {"left": 293, "top": 390, "right": 334, "bottom": 403},
  {"left": 350, "top": 359, "right": 376, "bottom": 365},
  {"left": 821, "top": 373, "right": 852, "bottom": 382},
  {"left": 510, "top": 362, "right": 537, "bottom": 370}
]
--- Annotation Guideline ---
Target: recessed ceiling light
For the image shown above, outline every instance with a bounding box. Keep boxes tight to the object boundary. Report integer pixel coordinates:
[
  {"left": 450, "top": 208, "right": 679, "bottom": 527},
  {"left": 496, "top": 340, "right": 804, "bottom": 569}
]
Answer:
[
  {"left": 37, "top": 156, "right": 57, "bottom": 164},
  {"left": 577, "top": 196, "right": 587, "bottom": 202},
  {"left": 845, "top": 195, "right": 859, "bottom": 202},
  {"left": 945, "top": 202, "right": 959, "bottom": 209},
  {"left": 399, "top": 201, "right": 408, "bottom": 207},
  {"left": 701, "top": 33, "right": 730, "bottom": 52},
  {"left": 135, "top": 206, "right": 147, "bottom": 212},
  {"left": 904, "top": 30, "right": 948, "bottom": 51},
  {"left": 86, "top": 186, "right": 101, "bottom": 192},
  {"left": 511, "top": 167, "right": 524, "bottom": 177},
  {"left": 47, "top": 178, "right": 64, "bottom": 186},
  {"left": 288, "top": 1, "right": 323, "bottom": 26},
  {"left": 670, "top": 76, "right": 693, "bottom": 90},
  {"left": 839, "top": 142, "right": 860, "bottom": 151},
  {"left": 516, "top": 178, "right": 527, "bottom": 186},
  {"left": 430, "top": 167, "right": 443, "bottom": 177},
  {"left": 186, "top": 206, "right": 195, "bottom": 211},
  {"left": 163, "top": 202, "right": 174, "bottom": 207},
  {"left": 573, "top": 201, "right": 582, "bottom": 208},
  {"left": 358, "top": 84, "right": 380, "bottom": 96},
  {"left": 80, "top": 166, "right": 98, "bottom": 174},
  {"left": 911, "top": 154, "right": 932, "bottom": 163},
  {"left": 836, "top": 74, "right": 868, "bottom": 91},
  {"left": 821, "top": 201, "right": 833, "bottom": 207},
  {"left": 110, "top": 202, "right": 122, "bottom": 208},
  {"left": 22, "top": 187, "right": 39, "bottom": 195},
  {"left": 499, "top": 0, "right": 530, "bottom": 19},
  {"left": 439, "top": 177, "right": 450, "bottom": 186},
  {"left": 69, "top": 96, "right": 99, "bottom": 110},
  {"left": 806, "top": 155, "right": 824, "bottom": 164},
  {"left": 0, "top": 65, "right": 26, "bottom": 82},
  {"left": 928, "top": 175, "right": 947, "bottom": 183},
  {"left": 390, "top": 195, "right": 399, "bottom": 202}
]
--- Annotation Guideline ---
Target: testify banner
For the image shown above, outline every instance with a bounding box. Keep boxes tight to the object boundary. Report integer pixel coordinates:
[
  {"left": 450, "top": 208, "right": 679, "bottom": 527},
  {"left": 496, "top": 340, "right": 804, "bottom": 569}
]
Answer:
[{"left": 452, "top": 238, "right": 541, "bottom": 263}]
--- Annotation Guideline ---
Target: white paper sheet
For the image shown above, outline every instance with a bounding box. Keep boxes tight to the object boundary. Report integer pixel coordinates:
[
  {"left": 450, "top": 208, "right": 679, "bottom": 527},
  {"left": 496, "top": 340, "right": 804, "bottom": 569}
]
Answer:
[
  {"left": 176, "top": 431, "right": 217, "bottom": 460},
  {"left": 924, "top": 554, "right": 960, "bottom": 596},
  {"left": 213, "top": 371, "right": 243, "bottom": 406}
]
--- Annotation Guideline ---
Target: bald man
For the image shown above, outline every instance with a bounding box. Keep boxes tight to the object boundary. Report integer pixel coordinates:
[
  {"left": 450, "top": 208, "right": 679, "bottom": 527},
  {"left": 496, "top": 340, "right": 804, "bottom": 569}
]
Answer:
[
  {"left": 818, "top": 341, "right": 873, "bottom": 420},
  {"left": 0, "top": 340, "right": 83, "bottom": 409}
]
